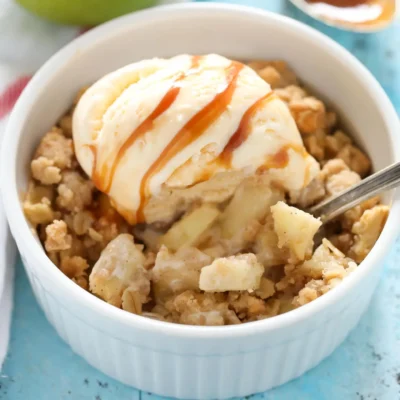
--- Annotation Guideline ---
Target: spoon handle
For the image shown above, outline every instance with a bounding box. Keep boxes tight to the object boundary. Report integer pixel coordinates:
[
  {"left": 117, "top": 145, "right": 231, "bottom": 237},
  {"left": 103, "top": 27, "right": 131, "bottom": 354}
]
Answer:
[{"left": 307, "top": 161, "right": 400, "bottom": 222}]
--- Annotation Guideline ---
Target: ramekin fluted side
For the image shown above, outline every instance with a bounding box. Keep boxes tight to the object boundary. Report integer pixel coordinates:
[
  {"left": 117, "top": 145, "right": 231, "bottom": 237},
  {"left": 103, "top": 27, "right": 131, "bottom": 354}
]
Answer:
[{"left": 21, "top": 256, "right": 376, "bottom": 399}]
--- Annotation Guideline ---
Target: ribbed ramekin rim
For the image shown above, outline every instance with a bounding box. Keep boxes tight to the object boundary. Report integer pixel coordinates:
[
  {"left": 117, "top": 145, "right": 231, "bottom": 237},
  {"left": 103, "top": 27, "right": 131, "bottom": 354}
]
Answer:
[{"left": 2, "top": 2, "right": 400, "bottom": 339}]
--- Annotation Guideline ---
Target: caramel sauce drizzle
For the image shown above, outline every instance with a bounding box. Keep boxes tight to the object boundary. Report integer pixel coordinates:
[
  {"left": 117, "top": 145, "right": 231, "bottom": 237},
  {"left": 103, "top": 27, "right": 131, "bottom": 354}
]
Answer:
[
  {"left": 106, "top": 89, "right": 180, "bottom": 192},
  {"left": 307, "top": 0, "right": 367, "bottom": 6},
  {"left": 257, "top": 143, "right": 307, "bottom": 173},
  {"left": 86, "top": 144, "right": 98, "bottom": 179},
  {"left": 90, "top": 56, "right": 202, "bottom": 192},
  {"left": 263, "top": 147, "right": 290, "bottom": 170},
  {"left": 136, "top": 61, "right": 244, "bottom": 222},
  {"left": 169, "top": 91, "right": 307, "bottom": 187},
  {"left": 218, "top": 91, "right": 276, "bottom": 168},
  {"left": 87, "top": 58, "right": 310, "bottom": 225},
  {"left": 305, "top": 0, "right": 395, "bottom": 28}
]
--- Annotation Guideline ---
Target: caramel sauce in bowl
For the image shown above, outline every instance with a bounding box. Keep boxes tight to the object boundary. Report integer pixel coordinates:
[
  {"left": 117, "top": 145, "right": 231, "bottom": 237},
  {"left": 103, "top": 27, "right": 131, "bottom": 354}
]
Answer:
[{"left": 289, "top": 0, "right": 396, "bottom": 32}]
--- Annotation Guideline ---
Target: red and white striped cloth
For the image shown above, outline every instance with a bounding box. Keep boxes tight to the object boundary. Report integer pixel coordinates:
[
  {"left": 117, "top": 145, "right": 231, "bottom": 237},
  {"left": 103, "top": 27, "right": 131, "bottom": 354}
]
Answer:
[
  {"left": 0, "top": 74, "right": 30, "bottom": 368},
  {"left": 0, "top": 0, "right": 187, "bottom": 371},
  {"left": 0, "top": 73, "right": 35, "bottom": 369},
  {"left": 0, "top": 0, "right": 82, "bottom": 370}
]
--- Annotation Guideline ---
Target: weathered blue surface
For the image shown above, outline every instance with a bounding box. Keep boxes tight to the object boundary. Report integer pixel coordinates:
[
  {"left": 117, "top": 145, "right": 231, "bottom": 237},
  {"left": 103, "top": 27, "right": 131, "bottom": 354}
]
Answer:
[{"left": 1, "top": 1, "right": 400, "bottom": 399}]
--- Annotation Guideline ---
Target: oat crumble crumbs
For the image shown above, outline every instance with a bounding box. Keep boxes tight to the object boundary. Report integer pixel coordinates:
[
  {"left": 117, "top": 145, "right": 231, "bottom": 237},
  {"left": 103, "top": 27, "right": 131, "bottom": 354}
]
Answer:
[{"left": 24, "top": 60, "right": 388, "bottom": 326}]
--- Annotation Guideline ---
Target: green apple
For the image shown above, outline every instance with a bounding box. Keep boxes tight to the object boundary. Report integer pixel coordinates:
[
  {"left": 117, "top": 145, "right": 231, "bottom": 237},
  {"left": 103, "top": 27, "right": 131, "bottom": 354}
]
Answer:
[{"left": 16, "top": 0, "right": 159, "bottom": 25}]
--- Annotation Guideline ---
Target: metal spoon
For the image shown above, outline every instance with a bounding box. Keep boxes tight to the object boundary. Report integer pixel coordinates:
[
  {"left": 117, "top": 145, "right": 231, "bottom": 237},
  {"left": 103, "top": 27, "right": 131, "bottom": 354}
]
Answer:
[
  {"left": 289, "top": 0, "right": 396, "bottom": 32},
  {"left": 307, "top": 160, "right": 400, "bottom": 223}
]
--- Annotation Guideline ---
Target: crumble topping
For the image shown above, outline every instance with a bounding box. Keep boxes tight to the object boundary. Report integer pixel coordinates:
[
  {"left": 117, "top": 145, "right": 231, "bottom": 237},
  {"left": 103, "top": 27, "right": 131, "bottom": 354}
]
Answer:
[{"left": 23, "top": 59, "right": 387, "bottom": 326}]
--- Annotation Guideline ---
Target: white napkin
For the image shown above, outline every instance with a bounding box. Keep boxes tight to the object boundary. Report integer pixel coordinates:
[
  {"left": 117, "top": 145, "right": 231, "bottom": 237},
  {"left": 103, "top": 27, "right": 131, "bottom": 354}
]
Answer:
[
  {"left": 0, "top": 198, "right": 16, "bottom": 370},
  {"left": 0, "top": 68, "right": 20, "bottom": 368},
  {"left": 0, "top": 73, "right": 22, "bottom": 369}
]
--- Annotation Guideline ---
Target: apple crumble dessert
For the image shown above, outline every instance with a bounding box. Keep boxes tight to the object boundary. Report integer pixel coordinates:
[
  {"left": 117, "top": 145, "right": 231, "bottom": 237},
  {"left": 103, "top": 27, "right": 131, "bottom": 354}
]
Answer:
[{"left": 24, "top": 54, "right": 388, "bottom": 326}]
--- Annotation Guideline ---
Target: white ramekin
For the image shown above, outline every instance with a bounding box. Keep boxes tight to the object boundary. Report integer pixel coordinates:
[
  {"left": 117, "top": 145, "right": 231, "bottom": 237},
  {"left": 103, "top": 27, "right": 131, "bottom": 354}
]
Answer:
[{"left": 2, "top": 4, "right": 400, "bottom": 399}]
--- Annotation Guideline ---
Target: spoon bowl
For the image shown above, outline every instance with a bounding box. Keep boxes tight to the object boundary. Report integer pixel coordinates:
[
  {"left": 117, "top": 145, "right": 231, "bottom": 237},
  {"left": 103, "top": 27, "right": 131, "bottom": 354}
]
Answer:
[
  {"left": 289, "top": 0, "right": 396, "bottom": 32},
  {"left": 308, "top": 160, "right": 400, "bottom": 223}
]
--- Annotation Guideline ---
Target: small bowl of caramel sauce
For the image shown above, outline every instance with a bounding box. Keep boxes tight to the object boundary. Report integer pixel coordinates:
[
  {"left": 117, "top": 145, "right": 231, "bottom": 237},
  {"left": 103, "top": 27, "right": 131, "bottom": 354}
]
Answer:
[{"left": 289, "top": 0, "right": 396, "bottom": 32}]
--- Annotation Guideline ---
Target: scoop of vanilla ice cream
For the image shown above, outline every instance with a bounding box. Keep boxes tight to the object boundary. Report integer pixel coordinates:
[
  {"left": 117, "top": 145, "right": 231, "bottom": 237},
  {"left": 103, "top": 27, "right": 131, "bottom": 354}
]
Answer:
[{"left": 73, "top": 54, "right": 318, "bottom": 224}]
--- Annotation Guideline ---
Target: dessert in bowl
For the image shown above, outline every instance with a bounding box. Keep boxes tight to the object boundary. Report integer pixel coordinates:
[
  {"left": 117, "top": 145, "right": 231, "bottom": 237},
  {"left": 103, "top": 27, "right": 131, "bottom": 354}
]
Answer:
[
  {"left": 24, "top": 53, "right": 386, "bottom": 325},
  {"left": 2, "top": 4, "right": 400, "bottom": 398}
]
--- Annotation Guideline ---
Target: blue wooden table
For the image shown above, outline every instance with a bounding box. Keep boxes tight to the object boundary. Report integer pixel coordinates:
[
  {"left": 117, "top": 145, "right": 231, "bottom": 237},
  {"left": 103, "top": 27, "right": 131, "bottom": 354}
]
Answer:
[{"left": 1, "top": 1, "right": 400, "bottom": 399}]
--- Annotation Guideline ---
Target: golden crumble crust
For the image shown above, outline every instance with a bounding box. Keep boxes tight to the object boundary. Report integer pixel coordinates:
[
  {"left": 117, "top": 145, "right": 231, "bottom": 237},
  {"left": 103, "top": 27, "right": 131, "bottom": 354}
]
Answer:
[{"left": 23, "top": 59, "right": 387, "bottom": 326}]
